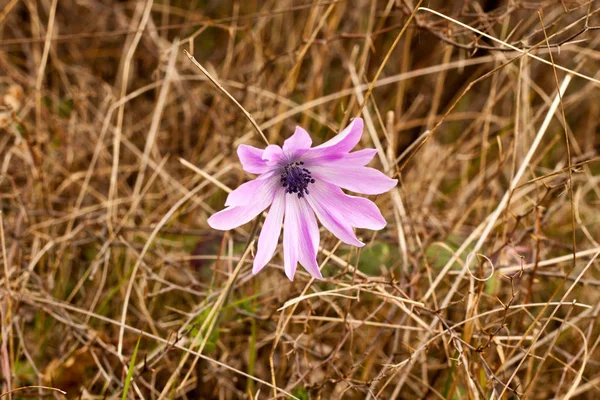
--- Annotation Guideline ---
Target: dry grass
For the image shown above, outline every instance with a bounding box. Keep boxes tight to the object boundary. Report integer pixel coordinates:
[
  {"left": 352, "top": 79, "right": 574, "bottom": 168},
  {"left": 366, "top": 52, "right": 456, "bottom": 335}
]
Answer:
[{"left": 1, "top": 0, "right": 600, "bottom": 399}]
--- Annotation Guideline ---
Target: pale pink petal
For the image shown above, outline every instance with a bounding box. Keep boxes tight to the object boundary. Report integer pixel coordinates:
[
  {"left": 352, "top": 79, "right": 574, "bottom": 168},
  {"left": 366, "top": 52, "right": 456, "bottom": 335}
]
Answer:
[
  {"left": 339, "top": 148, "right": 378, "bottom": 166},
  {"left": 311, "top": 166, "right": 397, "bottom": 195},
  {"left": 208, "top": 179, "right": 278, "bottom": 230},
  {"left": 262, "top": 144, "right": 286, "bottom": 166},
  {"left": 303, "top": 148, "right": 377, "bottom": 167},
  {"left": 283, "top": 194, "right": 322, "bottom": 280},
  {"left": 253, "top": 189, "right": 285, "bottom": 274},
  {"left": 342, "top": 194, "right": 387, "bottom": 230},
  {"left": 314, "top": 118, "right": 363, "bottom": 152},
  {"left": 237, "top": 144, "right": 269, "bottom": 174},
  {"left": 283, "top": 126, "right": 312, "bottom": 159},
  {"left": 295, "top": 198, "right": 322, "bottom": 279},
  {"left": 311, "top": 181, "right": 387, "bottom": 230},
  {"left": 305, "top": 182, "right": 364, "bottom": 247},
  {"left": 225, "top": 172, "right": 275, "bottom": 207},
  {"left": 282, "top": 199, "right": 299, "bottom": 280}
]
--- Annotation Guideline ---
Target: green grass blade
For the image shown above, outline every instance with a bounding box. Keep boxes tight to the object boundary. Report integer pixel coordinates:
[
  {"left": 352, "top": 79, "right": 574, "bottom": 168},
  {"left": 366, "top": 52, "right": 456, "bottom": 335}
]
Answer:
[{"left": 122, "top": 336, "right": 142, "bottom": 400}]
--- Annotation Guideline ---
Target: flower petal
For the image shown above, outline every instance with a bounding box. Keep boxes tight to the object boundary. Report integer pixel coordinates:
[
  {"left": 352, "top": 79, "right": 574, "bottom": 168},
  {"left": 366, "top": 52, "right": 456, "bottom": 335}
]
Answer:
[
  {"left": 315, "top": 118, "right": 363, "bottom": 152},
  {"left": 304, "top": 148, "right": 378, "bottom": 167},
  {"left": 253, "top": 189, "right": 285, "bottom": 274},
  {"left": 305, "top": 182, "right": 364, "bottom": 247},
  {"left": 262, "top": 144, "right": 286, "bottom": 166},
  {"left": 283, "top": 126, "right": 312, "bottom": 159},
  {"left": 282, "top": 202, "right": 298, "bottom": 279},
  {"left": 237, "top": 144, "right": 269, "bottom": 174},
  {"left": 283, "top": 195, "right": 322, "bottom": 280},
  {"left": 225, "top": 172, "right": 275, "bottom": 207},
  {"left": 312, "top": 181, "right": 387, "bottom": 230},
  {"left": 296, "top": 199, "right": 322, "bottom": 279},
  {"left": 312, "top": 166, "right": 397, "bottom": 195},
  {"left": 208, "top": 179, "right": 278, "bottom": 230},
  {"left": 343, "top": 194, "right": 387, "bottom": 230},
  {"left": 339, "top": 148, "right": 378, "bottom": 166}
]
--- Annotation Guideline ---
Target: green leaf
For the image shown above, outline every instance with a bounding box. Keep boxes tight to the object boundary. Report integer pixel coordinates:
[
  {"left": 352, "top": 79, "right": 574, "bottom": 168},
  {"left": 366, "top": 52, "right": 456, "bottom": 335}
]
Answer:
[
  {"left": 190, "top": 310, "right": 220, "bottom": 354},
  {"left": 58, "top": 98, "right": 73, "bottom": 118},
  {"left": 292, "top": 386, "right": 309, "bottom": 400},
  {"left": 358, "top": 243, "right": 392, "bottom": 274},
  {"left": 122, "top": 335, "right": 142, "bottom": 400}
]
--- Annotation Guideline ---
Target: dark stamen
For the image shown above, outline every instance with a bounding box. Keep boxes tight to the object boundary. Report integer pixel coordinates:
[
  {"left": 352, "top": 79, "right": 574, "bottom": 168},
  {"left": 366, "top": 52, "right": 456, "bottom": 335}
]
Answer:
[{"left": 280, "top": 162, "right": 314, "bottom": 198}]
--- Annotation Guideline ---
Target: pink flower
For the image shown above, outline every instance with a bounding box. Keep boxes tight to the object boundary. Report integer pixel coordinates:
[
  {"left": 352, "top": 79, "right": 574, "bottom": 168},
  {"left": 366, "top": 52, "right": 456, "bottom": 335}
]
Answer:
[{"left": 208, "top": 118, "right": 397, "bottom": 280}]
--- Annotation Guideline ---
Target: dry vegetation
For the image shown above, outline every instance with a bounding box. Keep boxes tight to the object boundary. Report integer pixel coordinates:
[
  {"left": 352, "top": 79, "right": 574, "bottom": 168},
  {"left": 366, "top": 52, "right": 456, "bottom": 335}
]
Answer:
[{"left": 1, "top": 0, "right": 600, "bottom": 398}]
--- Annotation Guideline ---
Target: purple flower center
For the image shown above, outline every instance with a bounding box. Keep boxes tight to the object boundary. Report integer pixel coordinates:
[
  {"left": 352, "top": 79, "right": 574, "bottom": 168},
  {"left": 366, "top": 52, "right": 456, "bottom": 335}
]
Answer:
[{"left": 280, "top": 161, "right": 315, "bottom": 198}]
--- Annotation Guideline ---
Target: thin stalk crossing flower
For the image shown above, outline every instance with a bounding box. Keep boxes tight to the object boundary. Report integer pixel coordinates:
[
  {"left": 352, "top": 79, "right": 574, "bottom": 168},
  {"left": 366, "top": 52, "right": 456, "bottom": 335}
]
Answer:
[{"left": 208, "top": 118, "right": 397, "bottom": 280}]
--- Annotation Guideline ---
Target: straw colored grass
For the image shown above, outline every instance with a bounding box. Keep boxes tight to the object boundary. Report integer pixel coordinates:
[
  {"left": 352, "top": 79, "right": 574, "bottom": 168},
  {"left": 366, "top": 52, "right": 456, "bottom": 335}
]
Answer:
[{"left": 1, "top": 1, "right": 599, "bottom": 399}]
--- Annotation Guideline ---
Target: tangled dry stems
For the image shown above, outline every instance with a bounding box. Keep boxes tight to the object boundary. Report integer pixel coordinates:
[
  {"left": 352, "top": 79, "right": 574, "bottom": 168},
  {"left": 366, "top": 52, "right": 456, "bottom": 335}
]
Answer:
[{"left": 0, "top": 0, "right": 599, "bottom": 399}]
